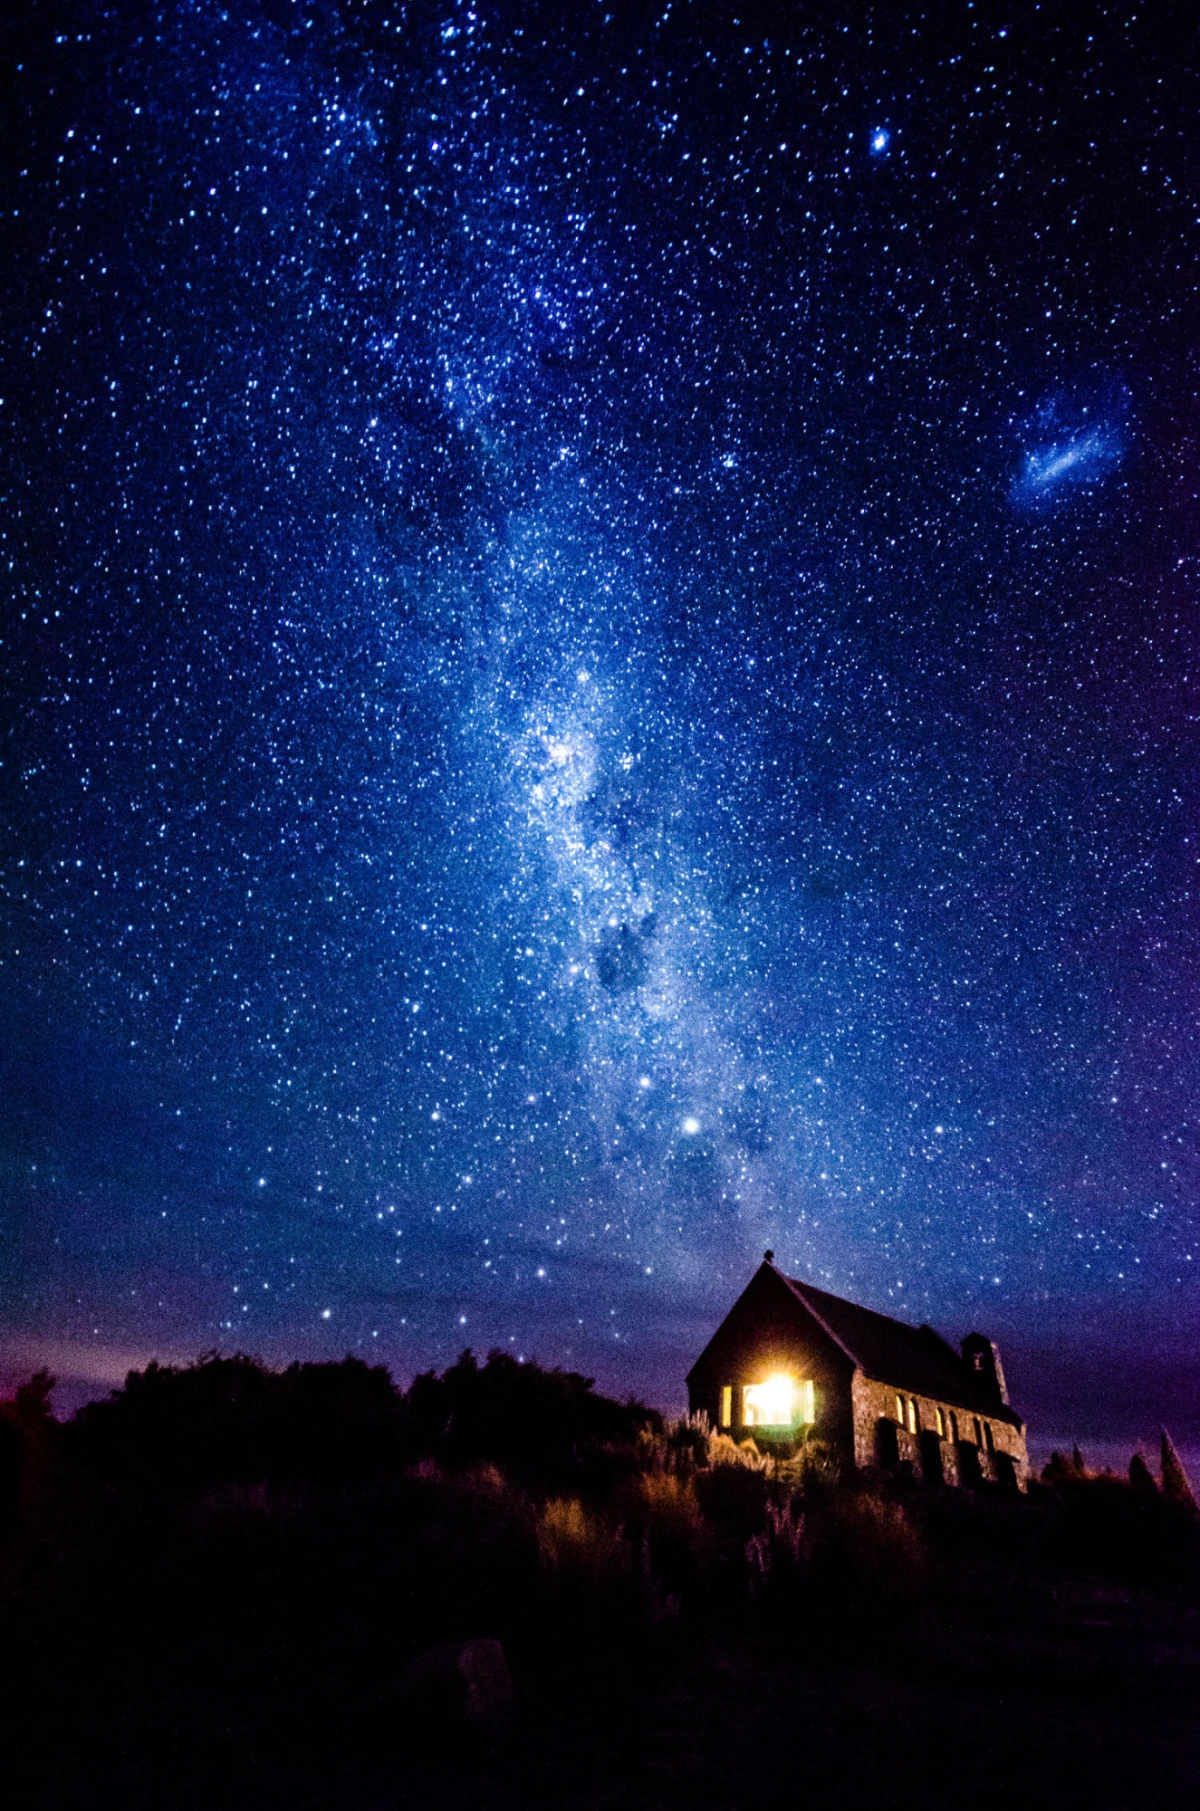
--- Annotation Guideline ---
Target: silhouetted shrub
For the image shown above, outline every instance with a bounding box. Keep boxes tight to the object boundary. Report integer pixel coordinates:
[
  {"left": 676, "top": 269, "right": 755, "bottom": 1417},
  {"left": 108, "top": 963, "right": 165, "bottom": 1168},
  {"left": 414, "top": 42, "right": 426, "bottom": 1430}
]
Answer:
[
  {"left": 1161, "top": 1429, "right": 1198, "bottom": 1506},
  {"left": 67, "top": 1351, "right": 412, "bottom": 1495},
  {"left": 805, "top": 1486, "right": 926, "bottom": 1622},
  {"left": 536, "top": 1496, "right": 634, "bottom": 1612},
  {"left": 405, "top": 1347, "right": 658, "bottom": 1483},
  {"left": 1129, "top": 1452, "right": 1157, "bottom": 1493},
  {"left": 746, "top": 1496, "right": 810, "bottom": 1632},
  {"left": 1046, "top": 1472, "right": 1200, "bottom": 1599},
  {"left": 628, "top": 1469, "right": 713, "bottom": 1594},
  {"left": 0, "top": 1369, "right": 60, "bottom": 1541},
  {"left": 1042, "top": 1448, "right": 1087, "bottom": 1486},
  {"left": 693, "top": 1452, "right": 771, "bottom": 1550}
]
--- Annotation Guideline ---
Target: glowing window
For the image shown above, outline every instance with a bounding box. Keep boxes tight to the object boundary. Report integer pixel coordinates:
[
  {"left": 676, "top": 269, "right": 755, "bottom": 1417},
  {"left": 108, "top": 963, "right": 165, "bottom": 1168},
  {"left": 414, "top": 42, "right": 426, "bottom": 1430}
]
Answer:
[
  {"left": 936, "top": 1406, "right": 947, "bottom": 1439},
  {"left": 895, "top": 1393, "right": 905, "bottom": 1424},
  {"left": 719, "top": 1385, "right": 732, "bottom": 1429},
  {"left": 743, "top": 1374, "right": 813, "bottom": 1427}
]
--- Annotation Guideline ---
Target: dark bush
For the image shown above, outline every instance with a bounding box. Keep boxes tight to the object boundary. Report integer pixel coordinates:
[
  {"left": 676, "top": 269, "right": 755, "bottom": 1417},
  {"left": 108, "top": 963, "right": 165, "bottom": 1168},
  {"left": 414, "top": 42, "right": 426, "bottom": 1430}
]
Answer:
[
  {"left": 67, "top": 1352, "right": 412, "bottom": 1493},
  {"left": 405, "top": 1347, "right": 659, "bottom": 1482},
  {"left": 804, "top": 1484, "right": 926, "bottom": 1623},
  {"left": 1047, "top": 1472, "right": 1200, "bottom": 1599}
]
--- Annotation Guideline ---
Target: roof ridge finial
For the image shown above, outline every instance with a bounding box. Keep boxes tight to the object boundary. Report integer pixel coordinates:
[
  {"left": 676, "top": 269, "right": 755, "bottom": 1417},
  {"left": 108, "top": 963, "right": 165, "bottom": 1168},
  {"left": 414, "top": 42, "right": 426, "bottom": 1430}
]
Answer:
[{"left": 763, "top": 1249, "right": 775, "bottom": 1264}]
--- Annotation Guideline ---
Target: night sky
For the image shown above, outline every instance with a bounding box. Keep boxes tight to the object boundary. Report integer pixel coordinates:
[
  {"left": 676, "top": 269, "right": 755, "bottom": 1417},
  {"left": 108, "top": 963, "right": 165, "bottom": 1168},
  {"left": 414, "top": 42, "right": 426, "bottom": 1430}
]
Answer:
[{"left": 4, "top": 2, "right": 1200, "bottom": 1453}]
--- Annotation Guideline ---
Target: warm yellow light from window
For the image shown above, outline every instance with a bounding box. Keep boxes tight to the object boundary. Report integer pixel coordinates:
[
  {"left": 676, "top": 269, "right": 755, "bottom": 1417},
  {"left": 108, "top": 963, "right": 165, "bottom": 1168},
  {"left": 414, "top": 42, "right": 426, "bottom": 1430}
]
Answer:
[
  {"left": 719, "top": 1385, "right": 732, "bottom": 1428},
  {"left": 745, "top": 1375, "right": 794, "bottom": 1425},
  {"left": 743, "top": 1374, "right": 813, "bottom": 1427}
]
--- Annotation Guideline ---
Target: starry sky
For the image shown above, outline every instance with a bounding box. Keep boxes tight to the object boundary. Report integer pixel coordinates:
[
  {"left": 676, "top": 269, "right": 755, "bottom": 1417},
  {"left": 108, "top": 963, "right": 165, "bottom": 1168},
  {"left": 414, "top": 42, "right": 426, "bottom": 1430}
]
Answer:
[{"left": 3, "top": 1, "right": 1200, "bottom": 1449}]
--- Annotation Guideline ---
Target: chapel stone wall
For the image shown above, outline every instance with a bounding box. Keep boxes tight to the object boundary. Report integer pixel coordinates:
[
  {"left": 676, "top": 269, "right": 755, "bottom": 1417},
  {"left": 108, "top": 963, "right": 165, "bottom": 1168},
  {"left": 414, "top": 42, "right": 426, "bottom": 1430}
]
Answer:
[{"left": 850, "top": 1370, "right": 1028, "bottom": 1489}]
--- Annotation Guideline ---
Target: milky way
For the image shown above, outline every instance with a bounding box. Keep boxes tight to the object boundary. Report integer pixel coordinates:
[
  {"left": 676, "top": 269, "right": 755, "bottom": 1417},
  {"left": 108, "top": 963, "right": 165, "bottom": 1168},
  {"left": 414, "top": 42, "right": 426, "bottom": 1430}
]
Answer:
[{"left": 3, "top": 4, "right": 1200, "bottom": 1440}]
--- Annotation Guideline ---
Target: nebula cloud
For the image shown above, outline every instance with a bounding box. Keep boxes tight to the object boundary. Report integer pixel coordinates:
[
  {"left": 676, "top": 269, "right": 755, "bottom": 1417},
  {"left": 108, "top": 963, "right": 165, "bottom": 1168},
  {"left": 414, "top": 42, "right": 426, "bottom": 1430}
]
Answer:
[{"left": 1013, "top": 384, "right": 1130, "bottom": 506}]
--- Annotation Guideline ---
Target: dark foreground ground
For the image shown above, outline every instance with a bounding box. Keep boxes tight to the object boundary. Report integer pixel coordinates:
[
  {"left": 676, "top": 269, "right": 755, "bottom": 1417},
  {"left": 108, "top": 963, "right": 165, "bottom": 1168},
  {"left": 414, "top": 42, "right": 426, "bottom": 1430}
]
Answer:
[
  {"left": 634, "top": 1592, "right": 1200, "bottom": 1811},
  {"left": 3, "top": 1354, "right": 1199, "bottom": 1809},
  {"left": 9, "top": 1579, "right": 1200, "bottom": 1810}
]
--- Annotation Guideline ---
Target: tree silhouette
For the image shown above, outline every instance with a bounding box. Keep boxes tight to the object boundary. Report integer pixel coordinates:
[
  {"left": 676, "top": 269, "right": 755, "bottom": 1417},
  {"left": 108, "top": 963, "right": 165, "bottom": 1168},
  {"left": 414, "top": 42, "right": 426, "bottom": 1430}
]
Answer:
[{"left": 1161, "top": 1429, "right": 1197, "bottom": 1508}]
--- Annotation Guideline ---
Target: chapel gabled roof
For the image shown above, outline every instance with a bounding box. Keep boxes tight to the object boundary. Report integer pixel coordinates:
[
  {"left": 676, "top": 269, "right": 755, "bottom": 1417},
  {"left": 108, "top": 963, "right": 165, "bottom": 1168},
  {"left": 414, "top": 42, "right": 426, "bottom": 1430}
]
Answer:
[{"left": 780, "top": 1271, "right": 1023, "bottom": 1426}]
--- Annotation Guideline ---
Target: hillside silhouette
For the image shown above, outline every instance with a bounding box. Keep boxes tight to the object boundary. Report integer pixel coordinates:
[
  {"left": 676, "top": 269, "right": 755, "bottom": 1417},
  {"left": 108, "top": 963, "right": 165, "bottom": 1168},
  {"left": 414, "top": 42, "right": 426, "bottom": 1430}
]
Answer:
[{"left": 2, "top": 1350, "right": 1199, "bottom": 1809}]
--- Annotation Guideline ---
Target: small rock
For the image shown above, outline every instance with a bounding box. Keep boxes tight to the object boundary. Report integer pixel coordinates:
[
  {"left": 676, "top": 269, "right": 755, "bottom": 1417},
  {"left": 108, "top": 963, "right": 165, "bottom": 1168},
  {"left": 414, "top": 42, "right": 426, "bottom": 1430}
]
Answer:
[{"left": 390, "top": 1637, "right": 515, "bottom": 1735}]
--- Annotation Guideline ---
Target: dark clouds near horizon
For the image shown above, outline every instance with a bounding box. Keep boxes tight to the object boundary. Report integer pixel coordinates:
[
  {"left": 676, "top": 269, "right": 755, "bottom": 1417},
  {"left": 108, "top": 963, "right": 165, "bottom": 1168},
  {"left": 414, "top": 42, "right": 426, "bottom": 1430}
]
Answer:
[{"left": 3, "top": 1, "right": 1200, "bottom": 1445}]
